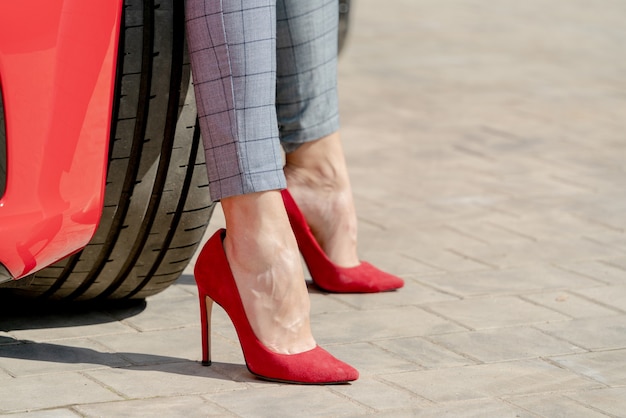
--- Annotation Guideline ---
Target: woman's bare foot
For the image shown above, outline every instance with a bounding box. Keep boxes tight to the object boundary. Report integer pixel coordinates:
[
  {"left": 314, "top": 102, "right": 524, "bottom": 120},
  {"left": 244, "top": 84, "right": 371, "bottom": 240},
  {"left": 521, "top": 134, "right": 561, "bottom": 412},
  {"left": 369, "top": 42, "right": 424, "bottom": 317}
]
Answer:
[
  {"left": 221, "top": 191, "right": 316, "bottom": 355},
  {"left": 284, "top": 132, "right": 360, "bottom": 268}
]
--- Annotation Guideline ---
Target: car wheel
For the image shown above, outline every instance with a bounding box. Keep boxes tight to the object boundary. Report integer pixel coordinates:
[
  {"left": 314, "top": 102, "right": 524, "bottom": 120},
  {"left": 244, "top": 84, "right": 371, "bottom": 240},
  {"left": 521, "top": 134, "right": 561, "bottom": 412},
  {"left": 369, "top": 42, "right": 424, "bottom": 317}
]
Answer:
[{"left": 6, "top": 0, "right": 214, "bottom": 301}]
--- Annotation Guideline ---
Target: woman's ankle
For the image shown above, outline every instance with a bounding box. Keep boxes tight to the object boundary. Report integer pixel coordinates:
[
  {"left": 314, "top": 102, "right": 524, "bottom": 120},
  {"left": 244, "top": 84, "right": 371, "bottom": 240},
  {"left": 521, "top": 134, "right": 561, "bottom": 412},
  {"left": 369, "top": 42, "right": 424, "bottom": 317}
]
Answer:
[
  {"left": 284, "top": 132, "right": 350, "bottom": 191},
  {"left": 284, "top": 133, "right": 360, "bottom": 268},
  {"left": 220, "top": 191, "right": 317, "bottom": 355}
]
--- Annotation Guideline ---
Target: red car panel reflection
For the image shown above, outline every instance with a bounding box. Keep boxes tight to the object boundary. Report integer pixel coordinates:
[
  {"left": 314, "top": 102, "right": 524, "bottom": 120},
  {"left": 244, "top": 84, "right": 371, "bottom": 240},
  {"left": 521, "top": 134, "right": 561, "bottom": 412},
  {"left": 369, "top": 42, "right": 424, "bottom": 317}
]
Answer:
[{"left": 0, "top": 0, "right": 123, "bottom": 280}]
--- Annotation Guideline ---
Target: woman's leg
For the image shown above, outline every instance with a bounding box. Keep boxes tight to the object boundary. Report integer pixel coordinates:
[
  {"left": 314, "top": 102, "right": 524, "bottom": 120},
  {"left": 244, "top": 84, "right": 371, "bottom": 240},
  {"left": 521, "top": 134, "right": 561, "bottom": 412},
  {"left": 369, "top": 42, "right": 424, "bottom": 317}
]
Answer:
[
  {"left": 284, "top": 133, "right": 360, "bottom": 268},
  {"left": 276, "top": 0, "right": 359, "bottom": 267},
  {"left": 220, "top": 191, "right": 315, "bottom": 354},
  {"left": 186, "top": 0, "right": 285, "bottom": 202},
  {"left": 185, "top": 0, "right": 314, "bottom": 354}
]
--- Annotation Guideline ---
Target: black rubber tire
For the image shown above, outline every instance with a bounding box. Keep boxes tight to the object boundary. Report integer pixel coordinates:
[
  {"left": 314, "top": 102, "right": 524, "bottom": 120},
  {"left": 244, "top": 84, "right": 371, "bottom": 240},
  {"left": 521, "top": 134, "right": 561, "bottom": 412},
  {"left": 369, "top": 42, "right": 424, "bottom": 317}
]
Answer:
[{"left": 5, "top": 0, "right": 214, "bottom": 301}]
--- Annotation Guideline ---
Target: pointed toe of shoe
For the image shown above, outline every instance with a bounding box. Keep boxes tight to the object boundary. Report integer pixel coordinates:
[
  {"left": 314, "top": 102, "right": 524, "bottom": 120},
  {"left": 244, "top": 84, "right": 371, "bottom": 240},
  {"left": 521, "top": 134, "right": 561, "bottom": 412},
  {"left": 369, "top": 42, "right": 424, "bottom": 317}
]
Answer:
[
  {"left": 354, "top": 262, "right": 405, "bottom": 292},
  {"left": 282, "top": 190, "right": 404, "bottom": 294},
  {"left": 314, "top": 262, "right": 404, "bottom": 293},
  {"left": 247, "top": 345, "right": 359, "bottom": 384}
]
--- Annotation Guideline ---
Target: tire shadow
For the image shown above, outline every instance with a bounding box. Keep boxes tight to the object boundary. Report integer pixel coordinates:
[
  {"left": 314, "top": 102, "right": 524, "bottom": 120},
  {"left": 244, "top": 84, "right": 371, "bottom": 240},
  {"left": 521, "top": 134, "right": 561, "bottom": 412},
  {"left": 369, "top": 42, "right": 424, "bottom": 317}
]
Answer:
[{"left": 0, "top": 290, "right": 147, "bottom": 332}]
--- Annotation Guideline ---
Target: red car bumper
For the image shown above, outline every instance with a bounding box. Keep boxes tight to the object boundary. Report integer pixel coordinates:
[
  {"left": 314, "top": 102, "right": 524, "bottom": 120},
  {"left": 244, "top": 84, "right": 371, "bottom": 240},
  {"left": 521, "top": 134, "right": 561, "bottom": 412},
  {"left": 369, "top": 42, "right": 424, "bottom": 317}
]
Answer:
[{"left": 0, "top": 0, "right": 123, "bottom": 280}]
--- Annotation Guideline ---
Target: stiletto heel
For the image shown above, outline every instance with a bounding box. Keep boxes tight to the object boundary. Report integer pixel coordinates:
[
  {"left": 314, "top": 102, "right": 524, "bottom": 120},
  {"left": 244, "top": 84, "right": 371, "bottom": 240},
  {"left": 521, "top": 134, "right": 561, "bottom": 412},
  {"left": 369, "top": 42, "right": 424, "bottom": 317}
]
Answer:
[
  {"left": 281, "top": 189, "right": 404, "bottom": 293},
  {"left": 199, "top": 293, "right": 213, "bottom": 366},
  {"left": 194, "top": 229, "right": 359, "bottom": 384}
]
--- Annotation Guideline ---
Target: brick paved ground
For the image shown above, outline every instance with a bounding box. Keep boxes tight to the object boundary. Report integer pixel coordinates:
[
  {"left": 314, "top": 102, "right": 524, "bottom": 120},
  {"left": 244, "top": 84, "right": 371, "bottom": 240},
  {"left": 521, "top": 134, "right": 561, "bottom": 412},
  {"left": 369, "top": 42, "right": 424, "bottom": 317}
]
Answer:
[{"left": 1, "top": 0, "right": 625, "bottom": 416}]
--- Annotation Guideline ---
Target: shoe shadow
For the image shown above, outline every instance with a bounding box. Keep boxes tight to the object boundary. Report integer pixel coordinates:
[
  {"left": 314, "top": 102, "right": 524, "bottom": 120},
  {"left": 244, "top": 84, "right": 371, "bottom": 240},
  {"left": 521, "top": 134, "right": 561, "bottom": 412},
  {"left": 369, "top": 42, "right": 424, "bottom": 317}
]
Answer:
[
  {"left": 0, "top": 337, "right": 253, "bottom": 382},
  {"left": 0, "top": 290, "right": 258, "bottom": 384},
  {"left": 0, "top": 277, "right": 335, "bottom": 385}
]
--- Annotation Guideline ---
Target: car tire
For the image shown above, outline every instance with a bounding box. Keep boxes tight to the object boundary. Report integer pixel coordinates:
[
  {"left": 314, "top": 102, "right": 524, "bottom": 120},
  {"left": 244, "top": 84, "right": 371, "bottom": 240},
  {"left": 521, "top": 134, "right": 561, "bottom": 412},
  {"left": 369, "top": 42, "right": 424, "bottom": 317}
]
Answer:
[{"left": 7, "top": 0, "right": 214, "bottom": 301}]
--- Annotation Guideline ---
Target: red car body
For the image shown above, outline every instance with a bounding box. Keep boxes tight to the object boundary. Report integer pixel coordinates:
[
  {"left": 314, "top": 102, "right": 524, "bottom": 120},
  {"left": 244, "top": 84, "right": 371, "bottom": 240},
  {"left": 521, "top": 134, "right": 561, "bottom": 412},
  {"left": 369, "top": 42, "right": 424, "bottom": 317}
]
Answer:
[{"left": 0, "top": 0, "right": 123, "bottom": 281}]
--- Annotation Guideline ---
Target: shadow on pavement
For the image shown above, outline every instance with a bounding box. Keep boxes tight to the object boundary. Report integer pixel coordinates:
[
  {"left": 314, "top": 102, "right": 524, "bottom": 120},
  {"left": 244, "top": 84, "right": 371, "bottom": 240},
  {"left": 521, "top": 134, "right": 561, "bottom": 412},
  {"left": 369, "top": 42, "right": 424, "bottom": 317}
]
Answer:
[
  {"left": 0, "top": 290, "right": 147, "bottom": 331},
  {"left": 0, "top": 337, "right": 251, "bottom": 382}
]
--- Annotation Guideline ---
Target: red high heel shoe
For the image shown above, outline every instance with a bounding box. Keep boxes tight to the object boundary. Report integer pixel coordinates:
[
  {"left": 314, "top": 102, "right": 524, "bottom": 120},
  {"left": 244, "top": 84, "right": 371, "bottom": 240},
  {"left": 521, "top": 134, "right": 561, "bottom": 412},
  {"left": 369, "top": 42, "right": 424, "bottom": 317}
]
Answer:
[
  {"left": 194, "top": 229, "right": 359, "bottom": 384},
  {"left": 281, "top": 189, "right": 404, "bottom": 293}
]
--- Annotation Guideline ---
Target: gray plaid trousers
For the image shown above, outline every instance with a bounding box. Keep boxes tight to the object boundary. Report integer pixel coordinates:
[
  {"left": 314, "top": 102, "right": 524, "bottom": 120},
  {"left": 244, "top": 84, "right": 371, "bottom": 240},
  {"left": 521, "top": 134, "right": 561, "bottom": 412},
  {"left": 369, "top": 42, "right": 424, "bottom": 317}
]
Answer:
[{"left": 185, "top": 0, "right": 339, "bottom": 201}]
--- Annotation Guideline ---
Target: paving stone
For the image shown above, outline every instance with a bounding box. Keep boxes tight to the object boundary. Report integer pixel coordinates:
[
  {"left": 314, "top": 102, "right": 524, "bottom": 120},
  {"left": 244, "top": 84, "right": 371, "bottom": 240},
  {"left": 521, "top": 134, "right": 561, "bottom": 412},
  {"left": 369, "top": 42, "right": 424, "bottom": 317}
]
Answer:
[
  {"left": 399, "top": 399, "right": 534, "bottom": 418},
  {"left": 357, "top": 250, "right": 445, "bottom": 277},
  {"left": 329, "top": 377, "right": 432, "bottom": 411},
  {"left": 550, "top": 349, "right": 626, "bottom": 386},
  {"left": 83, "top": 362, "right": 244, "bottom": 399},
  {"left": 522, "top": 291, "right": 620, "bottom": 318},
  {"left": 311, "top": 306, "right": 465, "bottom": 345},
  {"left": 372, "top": 337, "right": 474, "bottom": 369},
  {"left": 563, "top": 387, "right": 626, "bottom": 417},
  {"left": 474, "top": 203, "right": 619, "bottom": 246},
  {"left": 572, "top": 285, "right": 626, "bottom": 313},
  {"left": 402, "top": 224, "right": 496, "bottom": 254},
  {"left": 200, "top": 360, "right": 263, "bottom": 386},
  {"left": 446, "top": 237, "right": 623, "bottom": 270},
  {"left": 566, "top": 200, "right": 626, "bottom": 234},
  {"left": 3, "top": 409, "right": 82, "bottom": 418},
  {"left": 419, "top": 264, "right": 599, "bottom": 298},
  {"left": 507, "top": 393, "right": 610, "bottom": 418},
  {"left": 115, "top": 294, "right": 200, "bottom": 332},
  {"left": 308, "top": 291, "right": 358, "bottom": 316},
  {"left": 204, "top": 385, "right": 368, "bottom": 417},
  {"left": 582, "top": 233, "right": 626, "bottom": 255},
  {"left": 74, "top": 396, "right": 230, "bottom": 417},
  {"left": 352, "top": 188, "right": 491, "bottom": 231},
  {"left": 446, "top": 220, "right": 545, "bottom": 247},
  {"left": 557, "top": 261, "right": 626, "bottom": 285},
  {"left": 400, "top": 246, "right": 498, "bottom": 273},
  {"left": 467, "top": 171, "right": 591, "bottom": 202},
  {"left": 330, "top": 278, "right": 458, "bottom": 310},
  {"left": 0, "top": 373, "right": 121, "bottom": 413},
  {"left": 379, "top": 360, "right": 600, "bottom": 403},
  {"left": 431, "top": 326, "right": 585, "bottom": 363},
  {"left": 89, "top": 327, "right": 203, "bottom": 366},
  {"left": 604, "top": 257, "right": 626, "bottom": 273},
  {"left": 0, "top": 368, "right": 12, "bottom": 379},
  {"left": 0, "top": 338, "right": 130, "bottom": 377},
  {"left": 426, "top": 296, "right": 569, "bottom": 330},
  {"left": 347, "top": 410, "right": 418, "bottom": 418},
  {"left": 423, "top": 194, "right": 514, "bottom": 227},
  {"left": 323, "top": 342, "right": 423, "bottom": 376},
  {"left": 536, "top": 315, "right": 626, "bottom": 350}
]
